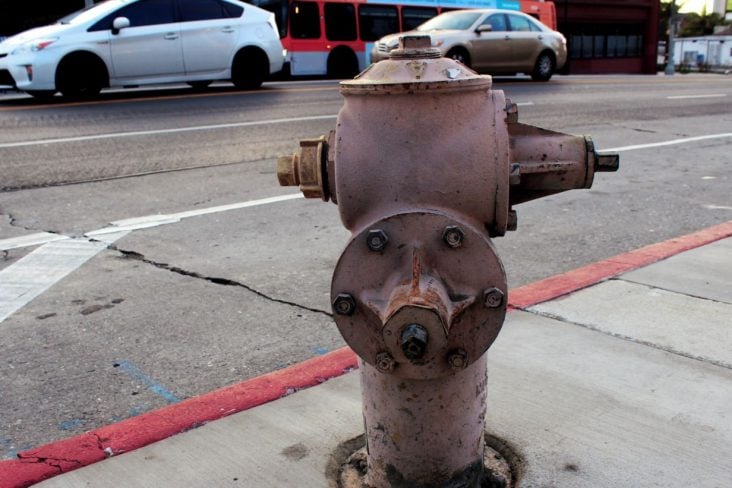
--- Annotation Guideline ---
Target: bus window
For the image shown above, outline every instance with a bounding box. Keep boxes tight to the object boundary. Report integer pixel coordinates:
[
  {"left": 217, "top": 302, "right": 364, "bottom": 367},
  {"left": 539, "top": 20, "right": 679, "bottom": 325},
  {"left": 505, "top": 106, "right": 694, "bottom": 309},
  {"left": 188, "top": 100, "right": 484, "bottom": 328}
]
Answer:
[
  {"left": 324, "top": 3, "right": 357, "bottom": 41},
  {"left": 358, "top": 4, "right": 398, "bottom": 42},
  {"left": 401, "top": 6, "right": 437, "bottom": 31},
  {"left": 290, "top": 1, "right": 320, "bottom": 39}
]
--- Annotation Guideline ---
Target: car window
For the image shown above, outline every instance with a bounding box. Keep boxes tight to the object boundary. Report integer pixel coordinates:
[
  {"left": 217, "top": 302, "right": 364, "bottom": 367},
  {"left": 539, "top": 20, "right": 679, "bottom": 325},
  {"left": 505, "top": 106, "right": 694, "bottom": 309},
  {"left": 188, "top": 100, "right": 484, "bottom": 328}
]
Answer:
[
  {"left": 179, "top": 0, "right": 238, "bottom": 22},
  {"left": 417, "top": 11, "right": 481, "bottom": 31},
  {"left": 507, "top": 14, "right": 532, "bottom": 32},
  {"left": 402, "top": 7, "right": 437, "bottom": 32},
  {"left": 89, "top": 0, "right": 176, "bottom": 31},
  {"left": 480, "top": 14, "right": 507, "bottom": 32}
]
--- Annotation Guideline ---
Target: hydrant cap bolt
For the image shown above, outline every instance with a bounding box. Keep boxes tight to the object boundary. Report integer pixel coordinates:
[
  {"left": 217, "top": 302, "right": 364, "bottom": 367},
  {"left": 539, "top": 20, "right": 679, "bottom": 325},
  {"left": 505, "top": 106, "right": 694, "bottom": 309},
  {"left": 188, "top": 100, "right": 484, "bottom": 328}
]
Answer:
[
  {"left": 375, "top": 352, "right": 396, "bottom": 373},
  {"left": 443, "top": 226, "right": 465, "bottom": 249},
  {"left": 448, "top": 349, "right": 468, "bottom": 370},
  {"left": 333, "top": 293, "right": 356, "bottom": 316},
  {"left": 367, "top": 229, "right": 389, "bottom": 252},
  {"left": 483, "top": 288, "right": 505, "bottom": 308},
  {"left": 400, "top": 324, "right": 429, "bottom": 361}
]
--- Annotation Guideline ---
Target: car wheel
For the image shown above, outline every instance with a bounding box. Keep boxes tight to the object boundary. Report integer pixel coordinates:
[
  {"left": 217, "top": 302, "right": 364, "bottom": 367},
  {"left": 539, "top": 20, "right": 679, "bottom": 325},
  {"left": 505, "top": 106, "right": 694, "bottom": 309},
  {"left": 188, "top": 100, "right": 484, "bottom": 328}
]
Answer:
[
  {"left": 27, "top": 90, "right": 56, "bottom": 100},
  {"left": 187, "top": 81, "right": 212, "bottom": 91},
  {"left": 56, "top": 53, "right": 106, "bottom": 99},
  {"left": 231, "top": 48, "right": 268, "bottom": 90},
  {"left": 446, "top": 48, "right": 471, "bottom": 69},
  {"left": 531, "top": 52, "right": 555, "bottom": 81}
]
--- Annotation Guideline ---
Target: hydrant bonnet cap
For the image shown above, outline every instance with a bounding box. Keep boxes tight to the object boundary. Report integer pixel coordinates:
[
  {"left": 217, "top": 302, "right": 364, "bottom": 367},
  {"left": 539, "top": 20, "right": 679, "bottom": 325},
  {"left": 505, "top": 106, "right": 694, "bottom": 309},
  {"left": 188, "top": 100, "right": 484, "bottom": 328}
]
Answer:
[{"left": 341, "top": 35, "right": 491, "bottom": 92}]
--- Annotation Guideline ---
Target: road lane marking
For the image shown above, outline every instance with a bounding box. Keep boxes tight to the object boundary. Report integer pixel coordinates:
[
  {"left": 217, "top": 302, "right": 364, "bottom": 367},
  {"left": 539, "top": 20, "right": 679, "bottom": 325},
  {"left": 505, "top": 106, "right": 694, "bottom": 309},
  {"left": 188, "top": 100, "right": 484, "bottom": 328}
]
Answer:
[
  {"left": 0, "top": 115, "right": 338, "bottom": 148},
  {"left": 0, "top": 231, "right": 128, "bottom": 324},
  {"left": 667, "top": 94, "right": 727, "bottom": 100},
  {"left": 604, "top": 133, "right": 732, "bottom": 153},
  {"left": 0, "top": 232, "right": 68, "bottom": 251}
]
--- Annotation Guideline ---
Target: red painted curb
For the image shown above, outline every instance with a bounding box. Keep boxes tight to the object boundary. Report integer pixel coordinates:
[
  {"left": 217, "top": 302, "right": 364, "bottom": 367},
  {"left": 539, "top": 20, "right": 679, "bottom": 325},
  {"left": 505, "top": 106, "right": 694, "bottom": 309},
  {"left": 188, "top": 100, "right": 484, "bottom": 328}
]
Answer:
[
  {"left": 509, "top": 221, "right": 732, "bottom": 309},
  {"left": 1, "top": 220, "right": 730, "bottom": 488},
  {"left": 0, "top": 348, "right": 358, "bottom": 488}
]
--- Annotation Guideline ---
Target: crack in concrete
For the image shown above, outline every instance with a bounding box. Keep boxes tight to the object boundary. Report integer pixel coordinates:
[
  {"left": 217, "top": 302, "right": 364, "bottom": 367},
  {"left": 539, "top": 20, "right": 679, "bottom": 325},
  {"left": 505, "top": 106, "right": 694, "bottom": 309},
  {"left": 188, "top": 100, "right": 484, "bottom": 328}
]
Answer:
[
  {"left": 2, "top": 210, "right": 64, "bottom": 236},
  {"left": 108, "top": 244, "right": 333, "bottom": 319},
  {"left": 16, "top": 453, "right": 82, "bottom": 473},
  {"left": 522, "top": 307, "right": 732, "bottom": 371}
]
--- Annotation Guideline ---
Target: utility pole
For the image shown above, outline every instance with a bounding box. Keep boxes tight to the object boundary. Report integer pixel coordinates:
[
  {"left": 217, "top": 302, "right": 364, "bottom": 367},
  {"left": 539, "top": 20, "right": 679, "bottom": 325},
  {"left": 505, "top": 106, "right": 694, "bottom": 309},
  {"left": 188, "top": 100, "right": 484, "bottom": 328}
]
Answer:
[{"left": 665, "top": 0, "right": 677, "bottom": 75}]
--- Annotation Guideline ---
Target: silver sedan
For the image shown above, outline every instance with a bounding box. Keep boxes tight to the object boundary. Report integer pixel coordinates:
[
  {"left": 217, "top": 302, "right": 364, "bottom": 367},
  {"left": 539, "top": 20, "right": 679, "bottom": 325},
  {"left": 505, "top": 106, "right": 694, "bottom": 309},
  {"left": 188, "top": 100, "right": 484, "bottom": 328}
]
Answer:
[{"left": 372, "top": 9, "right": 567, "bottom": 81}]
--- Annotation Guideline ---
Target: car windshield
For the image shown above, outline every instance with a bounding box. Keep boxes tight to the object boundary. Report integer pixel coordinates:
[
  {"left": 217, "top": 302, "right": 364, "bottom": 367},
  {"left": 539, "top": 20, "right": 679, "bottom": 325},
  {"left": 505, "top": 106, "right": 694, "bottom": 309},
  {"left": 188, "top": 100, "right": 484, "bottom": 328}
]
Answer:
[
  {"left": 416, "top": 11, "right": 481, "bottom": 31},
  {"left": 58, "top": 0, "right": 126, "bottom": 25}
]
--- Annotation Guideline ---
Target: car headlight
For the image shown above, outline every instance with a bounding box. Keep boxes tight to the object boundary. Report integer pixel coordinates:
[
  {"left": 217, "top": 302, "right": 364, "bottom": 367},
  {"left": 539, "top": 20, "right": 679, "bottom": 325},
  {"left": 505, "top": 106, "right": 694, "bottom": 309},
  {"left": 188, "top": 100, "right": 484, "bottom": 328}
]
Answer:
[{"left": 10, "top": 38, "right": 58, "bottom": 55}]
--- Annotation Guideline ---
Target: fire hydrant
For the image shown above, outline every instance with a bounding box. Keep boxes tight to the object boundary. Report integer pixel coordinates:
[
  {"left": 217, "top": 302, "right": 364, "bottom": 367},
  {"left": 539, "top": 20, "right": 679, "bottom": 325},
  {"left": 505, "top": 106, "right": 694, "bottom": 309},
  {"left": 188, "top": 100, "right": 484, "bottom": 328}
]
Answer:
[{"left": 277, "top": 36, "right": 617, "bottom": 488}]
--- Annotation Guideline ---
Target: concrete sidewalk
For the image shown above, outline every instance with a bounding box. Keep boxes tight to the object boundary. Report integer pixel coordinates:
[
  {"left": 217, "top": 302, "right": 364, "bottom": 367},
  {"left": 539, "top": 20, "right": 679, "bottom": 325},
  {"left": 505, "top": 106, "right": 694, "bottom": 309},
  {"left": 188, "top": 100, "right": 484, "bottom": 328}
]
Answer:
[{"left": 4, "top": 224, "right": 731, "bottom": 488}]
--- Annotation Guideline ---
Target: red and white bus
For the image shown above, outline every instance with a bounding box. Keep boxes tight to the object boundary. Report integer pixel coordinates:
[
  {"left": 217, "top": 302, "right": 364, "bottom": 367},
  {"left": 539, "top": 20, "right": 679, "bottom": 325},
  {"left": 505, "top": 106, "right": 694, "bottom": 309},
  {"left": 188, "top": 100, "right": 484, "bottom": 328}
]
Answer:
[{"left": 251, "top": 0, "right": 556, "bottom": 77}]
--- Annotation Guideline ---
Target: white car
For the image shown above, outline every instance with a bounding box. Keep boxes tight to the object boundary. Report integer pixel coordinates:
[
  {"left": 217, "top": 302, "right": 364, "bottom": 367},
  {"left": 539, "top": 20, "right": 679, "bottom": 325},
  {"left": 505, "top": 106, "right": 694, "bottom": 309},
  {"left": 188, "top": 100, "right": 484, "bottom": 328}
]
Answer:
[{"left": 0, "top": 0, "right": 284, "bottom": 99}]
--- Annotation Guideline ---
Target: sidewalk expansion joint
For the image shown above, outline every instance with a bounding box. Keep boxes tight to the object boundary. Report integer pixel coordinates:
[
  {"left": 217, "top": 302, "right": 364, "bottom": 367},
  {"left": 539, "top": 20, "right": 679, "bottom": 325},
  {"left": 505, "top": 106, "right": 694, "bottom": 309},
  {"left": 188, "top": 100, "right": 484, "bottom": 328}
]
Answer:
[
  {"left": 108, "top": 244, "right": 333, "bottom": 319},
  {"left": 611, "top": 277, "right": 731, "bottom": 306},
  {"left": 524, "top": 308, "right": 732, "bottom": 371}
]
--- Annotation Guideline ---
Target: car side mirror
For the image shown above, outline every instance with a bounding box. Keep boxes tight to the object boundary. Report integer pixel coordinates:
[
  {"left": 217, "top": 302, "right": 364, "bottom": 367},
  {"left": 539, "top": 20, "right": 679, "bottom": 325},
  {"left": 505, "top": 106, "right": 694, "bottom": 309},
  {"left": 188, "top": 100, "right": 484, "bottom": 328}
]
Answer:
[
  {"left": 475, "top": 24, "right": 493, "bottom": 34},
  {"left": 112, "top": 17, "right": 130, "bottom": 35}
]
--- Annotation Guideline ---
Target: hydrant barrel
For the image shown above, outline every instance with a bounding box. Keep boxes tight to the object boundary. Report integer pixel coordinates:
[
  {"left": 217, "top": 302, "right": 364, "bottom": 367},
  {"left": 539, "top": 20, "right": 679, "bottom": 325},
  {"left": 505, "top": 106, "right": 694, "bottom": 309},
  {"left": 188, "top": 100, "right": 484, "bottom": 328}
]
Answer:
[{"left": 276, "top": 34, "right": 618, "bottom": 488}]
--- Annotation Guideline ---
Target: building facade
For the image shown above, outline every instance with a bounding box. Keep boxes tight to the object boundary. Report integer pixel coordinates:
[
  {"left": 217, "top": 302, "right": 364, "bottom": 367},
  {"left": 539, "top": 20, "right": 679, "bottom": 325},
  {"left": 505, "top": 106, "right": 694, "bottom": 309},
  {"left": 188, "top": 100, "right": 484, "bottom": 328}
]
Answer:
[{"left": 554, "top": 0, "right": 660, "bottom": 74}]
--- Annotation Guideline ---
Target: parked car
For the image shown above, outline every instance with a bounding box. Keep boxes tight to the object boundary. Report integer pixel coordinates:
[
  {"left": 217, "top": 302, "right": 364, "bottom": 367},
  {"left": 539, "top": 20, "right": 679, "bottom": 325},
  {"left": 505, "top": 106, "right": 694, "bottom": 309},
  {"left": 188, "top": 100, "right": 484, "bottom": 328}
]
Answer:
[
  {"left": 371, "top": 9, "right": 566, "bottom": 81},
  {"left": 0, "top": 0, "right": 284, "bottom": 99}
]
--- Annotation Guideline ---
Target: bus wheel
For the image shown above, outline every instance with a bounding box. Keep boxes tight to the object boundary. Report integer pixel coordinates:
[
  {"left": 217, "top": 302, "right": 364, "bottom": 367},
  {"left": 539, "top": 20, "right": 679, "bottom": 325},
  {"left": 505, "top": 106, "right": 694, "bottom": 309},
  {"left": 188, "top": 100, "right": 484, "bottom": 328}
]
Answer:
[
  {"left": 327, "top": 47, "right": 359, "bottom": 79},
  {"left": 446, "top": 48, "right": 471, "bottom": 69},
  {"left": 232, "top": 47, "right": 268, "bottom": 90}
]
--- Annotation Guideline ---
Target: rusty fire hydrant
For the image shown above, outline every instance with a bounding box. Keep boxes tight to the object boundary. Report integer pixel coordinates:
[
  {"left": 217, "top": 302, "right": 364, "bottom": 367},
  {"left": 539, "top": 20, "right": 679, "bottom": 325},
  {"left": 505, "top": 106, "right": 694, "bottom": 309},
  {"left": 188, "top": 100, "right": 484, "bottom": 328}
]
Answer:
[{"left": 277, "top": 36, "right": 617, "bottom": 488}]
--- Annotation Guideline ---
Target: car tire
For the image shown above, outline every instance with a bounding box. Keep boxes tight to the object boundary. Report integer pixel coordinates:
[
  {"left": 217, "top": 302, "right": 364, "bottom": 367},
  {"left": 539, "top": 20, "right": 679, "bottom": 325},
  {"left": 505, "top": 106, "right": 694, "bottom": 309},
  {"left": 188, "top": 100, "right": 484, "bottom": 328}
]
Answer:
[
  {"left": 446, "top": 48, "right": 471, "bottom": 69},
  {"left": 231, "top": 48, "right": 268, "bottom": 90},
  {"left": 531, "top": 52, "right": 555, "bottom": 81},
  {"left": 27, "top": 90, "right": 56, "bottom": 100},
  {"left": 56, "top": 53, "right": 107, "bottom": 99},
  {"left": 187, "top": 81, "right": 212, "bottom": 91}
]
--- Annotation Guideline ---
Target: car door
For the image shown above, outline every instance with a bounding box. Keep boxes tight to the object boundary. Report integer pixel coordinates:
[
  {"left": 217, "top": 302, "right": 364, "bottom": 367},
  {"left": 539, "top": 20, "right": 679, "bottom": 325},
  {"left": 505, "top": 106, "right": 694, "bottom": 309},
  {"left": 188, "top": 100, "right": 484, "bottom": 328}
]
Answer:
[
  {"left": 177, "top": 0, "right": 241, "bottom": 75},
  {"left": 469, "top": 13, "right": 512, "bottom": 73},
  {"left": 505, "top": 13, "right": 542, "bottom": 72},
  {"left": 109, "top": 0, "right": 184, "bottom": 79}
]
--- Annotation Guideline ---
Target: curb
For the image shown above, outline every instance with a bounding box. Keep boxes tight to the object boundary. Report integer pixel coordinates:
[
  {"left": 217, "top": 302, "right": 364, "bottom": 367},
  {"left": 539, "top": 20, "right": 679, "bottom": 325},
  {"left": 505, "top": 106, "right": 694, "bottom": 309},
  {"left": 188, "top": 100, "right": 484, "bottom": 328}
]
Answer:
[{"left": 2, "top": 220, "right": 730, "bottom": 488}]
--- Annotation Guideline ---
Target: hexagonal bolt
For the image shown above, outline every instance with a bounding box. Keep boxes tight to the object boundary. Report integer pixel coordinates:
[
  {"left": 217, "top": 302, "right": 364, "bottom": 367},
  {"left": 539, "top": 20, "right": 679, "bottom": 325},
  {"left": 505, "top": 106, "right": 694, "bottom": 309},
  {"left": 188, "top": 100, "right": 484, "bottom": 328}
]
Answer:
[
  {"left": 447, "top": 349, "right": 468, "bottom": 371},
  {"left": 367, "top": 229, "right": 389, "bottom": 252},
  {"left": 442, "top": 226, "right": 465, "bottom": 249},
  {"left": 400, "top": 324, "right": 429, "bottom": 361},
  {"left": 276, "top": 154, "right": 299, "bottom": 187},
  {"left": 333, "top": 293, "right": 356, "bottom": 316},
  {"left": 505, "top": 98, "right": 519, "bottom": 124},
  {"left": 375, "top": 352, "right": 396, "bottom": 373},
  {"left": 483, "top": 287, "right": 505, "bottom": 308}
]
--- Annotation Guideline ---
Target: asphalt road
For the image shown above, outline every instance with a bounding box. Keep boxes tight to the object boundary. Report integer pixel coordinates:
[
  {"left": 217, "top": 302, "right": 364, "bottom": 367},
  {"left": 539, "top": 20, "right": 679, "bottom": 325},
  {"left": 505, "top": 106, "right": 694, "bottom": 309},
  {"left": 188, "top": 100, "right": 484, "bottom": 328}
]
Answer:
[{"left": 1, "top": 74, "right": 731, "bottom": 459}]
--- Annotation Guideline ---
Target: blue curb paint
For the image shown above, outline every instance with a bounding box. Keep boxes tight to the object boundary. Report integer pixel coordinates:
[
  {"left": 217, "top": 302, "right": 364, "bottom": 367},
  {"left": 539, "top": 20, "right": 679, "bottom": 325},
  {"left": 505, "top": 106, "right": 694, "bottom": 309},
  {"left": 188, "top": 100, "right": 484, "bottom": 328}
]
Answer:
[{"left": 113, "top": 360, "right": 181, "bottom": 404}]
